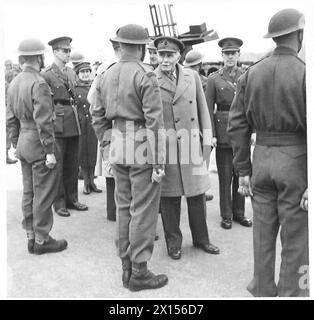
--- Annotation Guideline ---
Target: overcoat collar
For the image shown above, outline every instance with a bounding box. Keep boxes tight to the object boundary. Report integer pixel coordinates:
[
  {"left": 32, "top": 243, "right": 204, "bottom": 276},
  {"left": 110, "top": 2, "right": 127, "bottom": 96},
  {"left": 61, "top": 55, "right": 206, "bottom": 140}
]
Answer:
[{"left": 155, "top": 64, "right": 191, "bottom": 103}]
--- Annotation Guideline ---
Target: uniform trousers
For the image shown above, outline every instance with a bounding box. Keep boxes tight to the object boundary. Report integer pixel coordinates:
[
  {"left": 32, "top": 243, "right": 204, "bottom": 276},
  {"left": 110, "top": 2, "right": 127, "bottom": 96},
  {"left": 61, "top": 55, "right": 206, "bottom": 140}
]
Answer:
[
  {"left": 6, "top": 126, "right": 11, "bottom": 150},
  {"left": 247, "top": 144, "right": 308, "bottom": 297},
  {"left": 112, "top": 164, "right": 160, "bottom": 264},
  {"left": 21, "top": 158, "right": 59, "bottom": 241},
  {"left": 53, "top": 136, "right": 79, "bottom": 211},
  {"left": 160, "top": 193, "right": 210, "bottom": 250},
  {"left": 216, "top": 147, "right": 245, "bottom": 219}
]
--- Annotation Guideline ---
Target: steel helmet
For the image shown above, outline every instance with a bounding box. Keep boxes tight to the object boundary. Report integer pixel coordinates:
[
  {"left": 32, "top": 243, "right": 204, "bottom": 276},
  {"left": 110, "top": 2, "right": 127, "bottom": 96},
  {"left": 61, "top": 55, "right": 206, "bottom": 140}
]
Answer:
[
  {"left": 264, "top": 8, "right": 305, "bottom": 38},
  {"left": 183, "top": 50, "right": 203, "bottom": 67},
  {"left": 147, "top": 41, "right": 157, "bottom": 50},
  {"left": 110, "top": 24, "right": 151, "bottom": 45},
  {"left": 70, "top": 52, "right": 85, "bottom": 63},
  {"left": 18, "top": 38, "right": 46, "bottom": 56}
]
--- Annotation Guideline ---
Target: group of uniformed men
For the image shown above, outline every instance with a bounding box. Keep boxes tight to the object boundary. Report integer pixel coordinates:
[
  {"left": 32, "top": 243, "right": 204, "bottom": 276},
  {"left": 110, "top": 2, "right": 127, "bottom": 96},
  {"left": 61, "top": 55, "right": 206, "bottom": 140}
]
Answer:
[{"left": 6, "top": 7, "right": 308, "bottom": 296}]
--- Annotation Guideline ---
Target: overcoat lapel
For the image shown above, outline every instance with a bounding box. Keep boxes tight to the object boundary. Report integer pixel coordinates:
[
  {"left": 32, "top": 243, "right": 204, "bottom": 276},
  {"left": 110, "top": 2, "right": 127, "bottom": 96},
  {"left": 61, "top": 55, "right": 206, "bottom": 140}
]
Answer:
[
  {"left": 154, "top": 66, "right": 176, "bottom": 94},
  {"left": 173, "top": 64, "right": 191, "bottom": 103}
]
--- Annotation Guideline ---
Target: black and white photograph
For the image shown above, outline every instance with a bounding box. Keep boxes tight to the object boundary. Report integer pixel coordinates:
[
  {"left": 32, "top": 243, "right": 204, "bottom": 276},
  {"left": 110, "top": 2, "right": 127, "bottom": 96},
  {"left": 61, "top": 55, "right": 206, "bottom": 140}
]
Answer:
[{"left": 1, "top": 0, "right": 313, "bottom": 304}]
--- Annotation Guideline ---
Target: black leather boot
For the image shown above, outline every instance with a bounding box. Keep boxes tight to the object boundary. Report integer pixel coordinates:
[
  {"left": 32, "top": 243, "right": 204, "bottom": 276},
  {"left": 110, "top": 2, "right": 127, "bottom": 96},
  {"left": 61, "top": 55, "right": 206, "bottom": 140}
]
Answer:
[{"left": 128, "top": 262, "right": 168, "bottom": 292}]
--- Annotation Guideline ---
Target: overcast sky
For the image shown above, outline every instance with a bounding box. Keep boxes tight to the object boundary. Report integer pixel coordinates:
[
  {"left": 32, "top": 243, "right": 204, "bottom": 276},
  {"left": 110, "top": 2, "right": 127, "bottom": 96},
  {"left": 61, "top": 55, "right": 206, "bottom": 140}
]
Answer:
[{"left": 1, "top": 0, "right": 311, "bottom": 64}]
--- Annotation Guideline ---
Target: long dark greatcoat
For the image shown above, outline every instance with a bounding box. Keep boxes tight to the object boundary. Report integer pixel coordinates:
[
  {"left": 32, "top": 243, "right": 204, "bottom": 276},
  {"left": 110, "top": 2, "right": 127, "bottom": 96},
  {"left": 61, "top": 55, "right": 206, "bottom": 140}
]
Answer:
[{"left": 75, "top": 79, "right": 98, "bottom": 167}]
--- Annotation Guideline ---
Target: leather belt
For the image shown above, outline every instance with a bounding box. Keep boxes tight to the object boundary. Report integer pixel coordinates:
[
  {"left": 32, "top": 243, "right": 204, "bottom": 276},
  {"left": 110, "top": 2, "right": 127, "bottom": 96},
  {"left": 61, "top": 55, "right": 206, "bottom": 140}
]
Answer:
[
  {"left": 20, "top": 120, "right": 37, "bottom": 130},
  {"left": 256, "top": 131, "right": 306, "bottom": 146}
]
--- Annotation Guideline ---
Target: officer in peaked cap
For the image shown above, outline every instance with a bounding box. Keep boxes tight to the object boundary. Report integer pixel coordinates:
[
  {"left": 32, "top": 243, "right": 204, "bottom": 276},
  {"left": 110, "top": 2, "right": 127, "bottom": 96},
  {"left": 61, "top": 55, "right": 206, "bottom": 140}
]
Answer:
[
  {"left": 73, "top": 61, "right": 101, "bottom": 197},
  {"left": 42, "top": 36, "right": 88, "bottom": 217},
  {"left": 153, "top": 35, "right": 219, "bottom": 260},
  {"left": 6, "top": 38, "right": 68, "bottom": 254},
  {"left": 92, "top": 24, "right": 168, "bottom": 292},
  {"left": 228, "top": 8, "right": 307, "bottom": 297},
  {"left": 205, "top": 36, "right": 252, "bottom": 231}
]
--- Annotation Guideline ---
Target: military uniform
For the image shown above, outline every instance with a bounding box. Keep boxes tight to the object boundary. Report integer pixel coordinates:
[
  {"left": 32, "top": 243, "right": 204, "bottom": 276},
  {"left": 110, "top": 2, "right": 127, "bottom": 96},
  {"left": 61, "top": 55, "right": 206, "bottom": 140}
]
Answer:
[
  {"left": 41, "top": 61, "right": 82, "bottom": 212},
  {"left": 228, "top": 44, "right": 307, "bottom": 296},
  {"left": 7, "top": 65, "right": 59, "bottom": 243},
  {"left": 153, "top": 36, "right": 219, "bottom": 259},
  {"left": 206, "top": 66, "right": 245, "bottom": 221},
  {"left": 92, "top": 51, "right": 165, "bottom": 264}
]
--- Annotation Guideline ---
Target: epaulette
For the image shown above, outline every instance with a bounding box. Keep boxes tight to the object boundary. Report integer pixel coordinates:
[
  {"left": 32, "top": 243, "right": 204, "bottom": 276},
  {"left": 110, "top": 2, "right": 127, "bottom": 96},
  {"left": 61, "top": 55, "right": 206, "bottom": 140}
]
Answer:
[
  {"left": 208, "top": 68, "right": 222, "bottom": 78},
  {"left": 245, "top": 55, "right": 269, "bottom": 71},
  {"left": 42, "top": 65, "right": 52, "bottom": 72},
  {"left": 142, "top": 62, "right": 154, "bottom": 72}
]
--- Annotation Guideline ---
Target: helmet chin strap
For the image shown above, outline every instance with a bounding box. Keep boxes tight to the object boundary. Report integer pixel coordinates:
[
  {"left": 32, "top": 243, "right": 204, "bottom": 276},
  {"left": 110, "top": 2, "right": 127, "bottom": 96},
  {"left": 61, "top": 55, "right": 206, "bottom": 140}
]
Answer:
[
  {"left": 38, "top": 55, "right": 45, "bottom": 71},
  {"left": 297, "top": 30, "right": 303, "bottom": 53},
  {"left": 140, "top": 45, "right": 146, "bottom": 62}
]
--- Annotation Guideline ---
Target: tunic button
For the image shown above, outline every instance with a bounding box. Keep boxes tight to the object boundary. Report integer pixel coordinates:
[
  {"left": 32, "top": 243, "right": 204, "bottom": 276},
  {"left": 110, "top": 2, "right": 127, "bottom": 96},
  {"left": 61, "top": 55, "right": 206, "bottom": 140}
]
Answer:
[
  {"left": 173, "top": 102, "right": 176, "bottom": 106},
  {"left": 189, "top": 100, "right": 192, "bottom": 104},
  {"left": 177, "top": 134, "right": 181, "bottom": 139},
  {"left": 83, "top": 105, "right": 86, "bottom": 108},
  {"left": 191, "top": 117, "right": 195, "bottom": 121},
  {"left": 86, "top": 115, "right": 88, "bottom": 118},
  {"left": 175, "top": 118, "right": 180, "bottom": 123}
]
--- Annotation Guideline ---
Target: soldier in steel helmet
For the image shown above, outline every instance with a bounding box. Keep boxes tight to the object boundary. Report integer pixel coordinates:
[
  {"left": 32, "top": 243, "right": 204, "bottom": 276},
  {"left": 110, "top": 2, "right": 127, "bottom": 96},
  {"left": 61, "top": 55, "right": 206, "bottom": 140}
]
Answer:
[
  {"left": 183, "top": 50, "right": 214, "bottom": 202},
  {"left": 228, "top": 8, "right": 308, "bottom": 297},
  {"left": 92, "top": 24, "right": 168, "bottom": 292},
  {"left": 147, "top": 41, "right": 158, "bottom": 70},
  {"left": 70, "top": 51, "right": 85, "bottom": 68},
  {"left": 41, "top": 36, "right": 88, "bottom": 217},
  {"left": 205, "top": 37, "right": 252, "bottom": 230},
  {"left": 5, "top": 59, "right": 18, "bottom": 164},
  {"left": 153, "top": 36, "right": 220, "bottom": 260},
  {"left": 6, "top": 38, "right": 67, "bottom": 254},
  {"left": 183, "top": 50, "right": 208, "bottom": 90}
]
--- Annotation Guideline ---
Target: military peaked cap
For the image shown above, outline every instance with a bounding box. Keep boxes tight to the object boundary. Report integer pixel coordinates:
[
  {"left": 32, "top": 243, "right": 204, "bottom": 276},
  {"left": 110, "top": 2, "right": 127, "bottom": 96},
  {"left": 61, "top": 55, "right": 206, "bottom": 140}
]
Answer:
[
  {"left": 218, "top": 37, "right": 243, "bottom": 52},
  {"left": 48, "top": 36, "right": 72, "bottom": 49}
]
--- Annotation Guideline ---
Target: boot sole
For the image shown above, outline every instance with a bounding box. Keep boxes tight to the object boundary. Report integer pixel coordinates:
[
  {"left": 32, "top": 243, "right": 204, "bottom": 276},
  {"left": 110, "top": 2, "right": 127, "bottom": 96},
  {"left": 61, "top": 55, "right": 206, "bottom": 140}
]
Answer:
[
  {"left": 34, "top": 245, "right": 67, "bottom": 255},
  {"left": 128, "top": 278, "right": 168, "bottom": 292}
]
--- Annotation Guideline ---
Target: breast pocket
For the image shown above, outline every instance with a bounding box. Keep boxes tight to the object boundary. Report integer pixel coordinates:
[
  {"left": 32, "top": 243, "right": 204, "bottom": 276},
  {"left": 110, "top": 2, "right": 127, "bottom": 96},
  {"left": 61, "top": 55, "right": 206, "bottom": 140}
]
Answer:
[{"left": 217, "top": 86, "right": 234, "bottom": 103}]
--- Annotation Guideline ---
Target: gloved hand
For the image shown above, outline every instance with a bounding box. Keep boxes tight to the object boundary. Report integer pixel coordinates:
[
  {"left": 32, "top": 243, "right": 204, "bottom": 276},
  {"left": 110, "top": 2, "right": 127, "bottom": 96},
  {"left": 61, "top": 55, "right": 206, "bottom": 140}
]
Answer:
[
  {"left": 300, "top": 188, "right": 308, "bottom": 211},
  {"left": 151, "top": 168, "right": 165, "bottom": 183},
  {"left": 46, "top": 153, "right": 57, "bottom": 169}
]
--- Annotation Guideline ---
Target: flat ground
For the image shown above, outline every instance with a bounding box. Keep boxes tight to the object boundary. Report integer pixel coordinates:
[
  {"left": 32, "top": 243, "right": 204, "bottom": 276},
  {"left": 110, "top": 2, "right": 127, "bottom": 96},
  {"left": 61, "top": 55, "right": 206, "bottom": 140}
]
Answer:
[{"left": 6, "top": 151, "right": 281, "bottom": 299}]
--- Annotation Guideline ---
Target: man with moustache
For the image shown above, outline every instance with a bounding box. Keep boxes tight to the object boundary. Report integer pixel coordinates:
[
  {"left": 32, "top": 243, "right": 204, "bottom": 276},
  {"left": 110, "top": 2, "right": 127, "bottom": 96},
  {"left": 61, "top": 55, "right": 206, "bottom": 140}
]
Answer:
[{"left": 153, "top": 36, "right": 220, "bottom": 260}]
